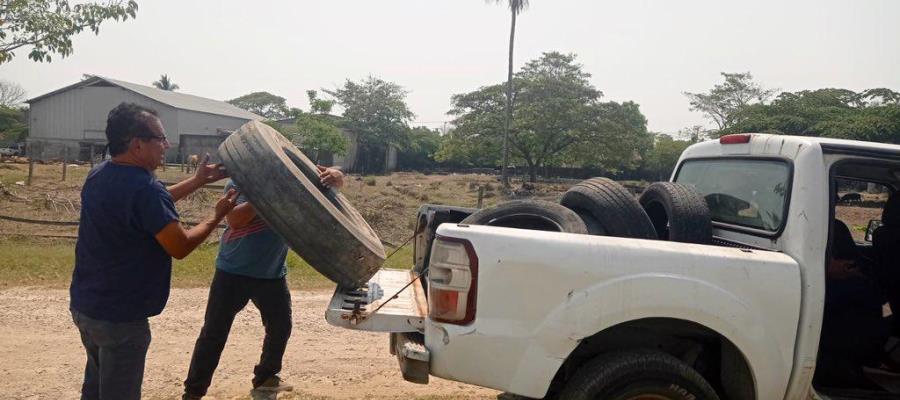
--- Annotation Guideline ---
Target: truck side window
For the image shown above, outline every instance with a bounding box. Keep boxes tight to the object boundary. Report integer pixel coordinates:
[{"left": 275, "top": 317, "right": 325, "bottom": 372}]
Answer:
[{"left": 676, "top": 159, "right": 790, "bottom": 232}]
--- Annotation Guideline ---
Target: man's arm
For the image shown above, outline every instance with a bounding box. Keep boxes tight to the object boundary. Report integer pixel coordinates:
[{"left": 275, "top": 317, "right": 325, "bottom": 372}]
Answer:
[
  {"left": 167, "top": 154, "right": 228, "bottom": 202},
  {"left": 155, "top": 189, "right": 239, "bottom": 259},
  {"left": 225, "top": 202, "right": 257, "bottom": 229}
]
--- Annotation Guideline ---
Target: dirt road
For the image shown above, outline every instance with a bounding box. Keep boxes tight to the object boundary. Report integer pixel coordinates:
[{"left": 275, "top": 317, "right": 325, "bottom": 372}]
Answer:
[{"left": 0, "top": 287, "right": 499, "bottom": 399}]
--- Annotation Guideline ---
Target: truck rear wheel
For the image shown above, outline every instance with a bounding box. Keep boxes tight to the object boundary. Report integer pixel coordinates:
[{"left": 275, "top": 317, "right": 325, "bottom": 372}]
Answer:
[
  {"left": 560, "top": 178, "right": 657, "bottom": 239},
  {"left": 218, "top": 120, "right": 385, "bottom": 288},
  {"left": 559, "top": 349, "right": 720, "bottom": 400},
  {"left": 638, "top": 182, "right": 712, "bottom": 244},
  {"left": 461, "top": 200, "right": 588, "bottom": 234}
]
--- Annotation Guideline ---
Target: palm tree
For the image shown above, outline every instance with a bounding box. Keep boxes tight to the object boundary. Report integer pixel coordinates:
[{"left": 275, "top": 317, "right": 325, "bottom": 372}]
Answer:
[
  {"left": 152, "top": 74, "right": 180, "bottom": 91},
  {"left": 489, "top": 0, "right": 529, "bottom": 188}
]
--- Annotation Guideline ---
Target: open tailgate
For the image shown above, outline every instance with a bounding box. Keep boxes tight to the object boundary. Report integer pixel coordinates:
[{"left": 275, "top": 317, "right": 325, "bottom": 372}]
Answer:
[{"left": 325, "top": 268, "right": 427, "bottom": 333}]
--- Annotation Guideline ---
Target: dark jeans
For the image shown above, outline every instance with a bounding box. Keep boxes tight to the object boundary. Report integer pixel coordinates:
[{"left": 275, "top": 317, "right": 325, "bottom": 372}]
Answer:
[
  {"left": 71, "top": 309, "right": 152, "bottom": 400},
  {"left": 184, "top": 270, "right": 292, "bottom": 396}
]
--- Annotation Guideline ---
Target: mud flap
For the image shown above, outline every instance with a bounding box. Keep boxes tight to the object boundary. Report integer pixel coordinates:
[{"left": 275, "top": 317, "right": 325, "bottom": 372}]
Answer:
[{"left": 391, "top": 332, "right": 429, "bottom": 384}]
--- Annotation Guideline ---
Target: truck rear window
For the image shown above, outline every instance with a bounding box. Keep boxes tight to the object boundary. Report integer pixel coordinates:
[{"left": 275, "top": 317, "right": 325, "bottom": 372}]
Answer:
[{"left": 675, "top": 159, "right": 790, "bottom": 232}]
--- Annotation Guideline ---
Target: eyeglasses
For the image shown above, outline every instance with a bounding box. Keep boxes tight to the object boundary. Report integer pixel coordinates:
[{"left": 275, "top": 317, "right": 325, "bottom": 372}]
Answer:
[{"left": 135, "top": 135, "right": 169, "bottom": 144}]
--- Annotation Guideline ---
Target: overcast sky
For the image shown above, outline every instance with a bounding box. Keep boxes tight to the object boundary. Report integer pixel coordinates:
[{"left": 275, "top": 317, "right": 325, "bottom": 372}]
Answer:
[{"left": 2, "top": 0, "right": 899, "bottom": 134}]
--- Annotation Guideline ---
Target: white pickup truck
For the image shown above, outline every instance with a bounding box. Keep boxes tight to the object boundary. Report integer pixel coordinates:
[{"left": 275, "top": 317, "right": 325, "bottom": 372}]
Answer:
[{"left": 324, "top": 133, "right": 900, "bottom": 400}]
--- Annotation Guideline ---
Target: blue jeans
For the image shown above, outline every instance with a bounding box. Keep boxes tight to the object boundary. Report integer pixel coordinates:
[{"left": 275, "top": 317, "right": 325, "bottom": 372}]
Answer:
[{"left": 71, "top": 309, "right": 152, "bottom": 400}]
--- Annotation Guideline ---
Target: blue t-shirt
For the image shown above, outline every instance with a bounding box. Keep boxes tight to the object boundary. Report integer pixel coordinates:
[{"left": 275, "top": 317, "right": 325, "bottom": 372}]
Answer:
[
  {"left": 70, "top": 161, "right": 179, "bottom": 322},
  {"left": 216, "top": 181, "right": 288, "bottom": 279}
]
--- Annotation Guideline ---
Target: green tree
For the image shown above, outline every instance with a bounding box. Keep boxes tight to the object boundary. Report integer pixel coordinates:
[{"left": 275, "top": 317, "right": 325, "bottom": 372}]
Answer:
[
  {"left": 0, "top": 106, "right": 28, "bottom": 143},
  {"left": 725, "top": 88, "right": 900, "bottom": 144},
  {"left": 444, "top": 52, "right": 651, "bottom": 181},
  {"left": 152, "top": 74, "right": 179, "bottom": 91},
  {"left": 643, "top": 134, "right": 692, "bottom": 180},
  {"left": 562, "top": 100, "right": 653, "bottom": 173},
  {"left": 291, "top": 114, "right": 348, "bottom": 164},
  {"left": 399, "top": 126, "right": 443, "bottom": 170},
  {"left": 324, "top": 76, "right": 414, "bottom": 173},
  {"left": 488, "top": 0, "right": 529, "bottom": 187},
  {"left": 684, "top": 72, "right": 776, "bottom": 133},
  {"left": 227, "top": 91, "right": 290, "bottom": 119},
  {"left": 0, "top": 0, "right": 138, "bottom": 63},
  {"left": 307, "top": 90, "right": 336, "bottom": 115}
]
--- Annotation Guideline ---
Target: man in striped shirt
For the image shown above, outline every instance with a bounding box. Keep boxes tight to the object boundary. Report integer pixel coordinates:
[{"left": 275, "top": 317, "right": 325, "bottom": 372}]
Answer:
[{"left": 183, "top": 166, "right": 344, "bottom": 399}]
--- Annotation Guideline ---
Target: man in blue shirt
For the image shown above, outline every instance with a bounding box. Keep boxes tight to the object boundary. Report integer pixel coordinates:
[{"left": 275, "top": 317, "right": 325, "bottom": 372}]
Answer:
[
  {"left": 183, "top": 166, "right": 344, "bottom": 398},
  {"left": 71, "top": 102, "right": 237, "bottom": 400}
]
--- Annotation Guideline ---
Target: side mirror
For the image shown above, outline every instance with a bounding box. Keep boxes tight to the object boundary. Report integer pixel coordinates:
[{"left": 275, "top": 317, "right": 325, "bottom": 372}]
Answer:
[{"left": 865, "top": 219, "right": 883, "bottom": 242}]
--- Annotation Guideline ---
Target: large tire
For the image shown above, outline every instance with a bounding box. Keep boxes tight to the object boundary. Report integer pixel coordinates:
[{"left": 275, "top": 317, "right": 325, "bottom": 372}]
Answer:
[
  {"left": 560, "top": 178, "right": 657, "bottom": 239},
  {"left": 218, "top": 120, "right": 385, "bottom": 288},
  {"left": 639, "top": 182, "right": 713, "bottom": 244},
  {"left": 461, "top": 200, "right": 588, "bottom": 234},
  {"left": 559, "top": 350, "right": 721, "bottom": 400}
]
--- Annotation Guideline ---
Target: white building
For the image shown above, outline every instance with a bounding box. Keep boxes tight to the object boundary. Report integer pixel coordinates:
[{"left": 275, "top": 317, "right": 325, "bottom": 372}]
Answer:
[{"left": 26, "top": 75, "right": 263, "bottom": 162}]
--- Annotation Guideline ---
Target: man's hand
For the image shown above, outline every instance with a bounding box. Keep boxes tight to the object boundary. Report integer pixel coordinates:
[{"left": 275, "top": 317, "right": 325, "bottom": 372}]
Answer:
[
  {"left": 317, "top": 165, "right": 344, "bottom": 189},
  {"left": 195, "top": 153, "right": 228, "bottom": 184},
  {"left": 215, "top": 188, "right": 240, "bottom": 219}
]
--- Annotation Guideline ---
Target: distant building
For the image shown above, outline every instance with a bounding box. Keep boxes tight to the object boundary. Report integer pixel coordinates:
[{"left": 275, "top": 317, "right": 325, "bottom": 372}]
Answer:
[{"left": 26, "top": 75, "right": 263, "bottom": 162}]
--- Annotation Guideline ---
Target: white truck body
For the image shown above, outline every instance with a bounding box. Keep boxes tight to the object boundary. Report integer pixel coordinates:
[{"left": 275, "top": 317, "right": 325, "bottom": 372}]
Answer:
[{"left": 327, "top": 134, "right": 900, "bottom": 399}]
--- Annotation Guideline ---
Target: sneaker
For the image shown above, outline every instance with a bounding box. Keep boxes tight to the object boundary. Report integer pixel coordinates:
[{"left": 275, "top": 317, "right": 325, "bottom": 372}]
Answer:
[
  {"left": 182, "top": 394, "right": 203, "bottom": 400},
  {"left": 252, "top": 375, "right": 293, "bottom": 393}
]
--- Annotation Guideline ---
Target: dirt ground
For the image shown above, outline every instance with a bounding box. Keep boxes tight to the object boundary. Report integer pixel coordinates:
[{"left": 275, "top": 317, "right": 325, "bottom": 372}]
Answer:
[{"left": 0, "top": 286, "right": 499, "bottom": 400}]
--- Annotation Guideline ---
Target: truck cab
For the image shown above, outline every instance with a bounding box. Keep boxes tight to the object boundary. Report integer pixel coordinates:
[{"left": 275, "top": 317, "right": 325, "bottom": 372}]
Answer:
[{"left": 327, "top": 134, "right": 900, "bottom": 400}]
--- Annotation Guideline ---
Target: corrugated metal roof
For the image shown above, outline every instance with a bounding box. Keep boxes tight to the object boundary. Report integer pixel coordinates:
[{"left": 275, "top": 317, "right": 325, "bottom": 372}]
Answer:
[{"left": 28, "top": 76, "right": 264, "bottom": 121}]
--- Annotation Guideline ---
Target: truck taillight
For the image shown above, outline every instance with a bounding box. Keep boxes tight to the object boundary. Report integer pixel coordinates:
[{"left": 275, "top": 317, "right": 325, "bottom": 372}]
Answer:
[
  {"left": 719, "top": 133, "right": 752, "bottom": 144},
  {"left": 428, "top": 235, "right": 478, "bottom": 325}
]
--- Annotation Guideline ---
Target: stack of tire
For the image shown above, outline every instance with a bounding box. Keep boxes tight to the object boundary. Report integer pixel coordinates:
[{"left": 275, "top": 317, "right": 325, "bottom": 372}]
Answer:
[{"left": 462, "top": 177, "right": 713, "bottom": 245}]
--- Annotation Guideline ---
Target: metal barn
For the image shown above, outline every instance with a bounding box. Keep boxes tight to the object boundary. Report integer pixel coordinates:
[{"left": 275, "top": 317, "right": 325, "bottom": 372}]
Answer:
[{"left": 26, "top": 75, "right": 263, "bottom": 162}]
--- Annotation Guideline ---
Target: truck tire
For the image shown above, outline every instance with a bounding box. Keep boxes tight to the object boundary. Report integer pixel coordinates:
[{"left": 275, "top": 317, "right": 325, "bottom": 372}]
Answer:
[
  {"left": 218, "top": 120, "right": 385, "bottom": 288},
  {"left": 560, "top": 178, "right": 657, "bottom": 239},
  {"left": 461, "top": 200, "right": 588, "bottom": 234},
  {"left": 559, "top": 349, "right": 721, "bottom": 400},
  {"left": 639, "top": 182, "right": 713, "bottom": 244}
]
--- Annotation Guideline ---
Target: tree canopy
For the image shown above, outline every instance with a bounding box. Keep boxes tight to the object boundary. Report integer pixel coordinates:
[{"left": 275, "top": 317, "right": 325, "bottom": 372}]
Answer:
[
  {"left": 684, "top": 72, "right": 776, "bottom": 132},
  {"left": 152, "top": 74, "right": 179, "bottom": 91},
  {"left": 292, "top": 114, "right": 348, "bottom": 163},
  {"left": 227, "top": 91, "right": 290, "bottom": 120},
  {"left": 440, "top": 51, "right": 651, "bottom": 181},
  {"left": 307, "top": 90, "right": 336, "bottom": 115},
  {"left": 0, "top": 0, "right": 138, "bottom": 63},
  {"left": 325, "top": 76, "right": 414, "bottom": 173},
  {"left": 398, "top": 126, "right": 444, "bottom": 170},
  {"left": 325, "top": 76, "right": 414, "bottom": 148},
  {"left": 0, "top": 106, "right": 28, "bottom": 143},
  {"left": 725, "top": 88, "right": 900, "bottom": 143},
  {"left": 0, "top": 81, "right": 27, "bottom": 107}
]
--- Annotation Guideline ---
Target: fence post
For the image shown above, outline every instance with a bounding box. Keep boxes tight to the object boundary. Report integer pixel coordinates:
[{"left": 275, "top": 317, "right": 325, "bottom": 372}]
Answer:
[
  {"left": 477, "top": 186, "right": 485, "bottom": 209},
  {"left": 62, "top": 147, "right": 68, "bottom": 181},
  {"left": 27, "top": 159, "right": 34, "bottom": 186}
]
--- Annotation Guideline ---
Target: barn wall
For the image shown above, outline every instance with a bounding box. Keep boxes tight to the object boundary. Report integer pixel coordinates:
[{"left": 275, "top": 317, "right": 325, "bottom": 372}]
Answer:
[{"left": 27, "top": 85, "right": 180, "bottom": 161}]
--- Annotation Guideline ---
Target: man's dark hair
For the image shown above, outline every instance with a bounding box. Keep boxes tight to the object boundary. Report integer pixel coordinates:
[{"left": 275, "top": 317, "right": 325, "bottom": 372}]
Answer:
[{"left": 105, "top": 102, "right": 160, "bottom": 156}]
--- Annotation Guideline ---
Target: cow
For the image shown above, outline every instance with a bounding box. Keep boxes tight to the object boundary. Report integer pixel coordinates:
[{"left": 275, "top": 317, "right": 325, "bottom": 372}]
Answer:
[{"left": 185, "top": 154, "right": 199, "bottom": 174}]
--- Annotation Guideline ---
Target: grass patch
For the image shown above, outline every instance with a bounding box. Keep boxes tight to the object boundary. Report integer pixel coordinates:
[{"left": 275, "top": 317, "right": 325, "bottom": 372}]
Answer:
[{"left": 0, "top": 236, "right": 415, "bottom": 290}]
